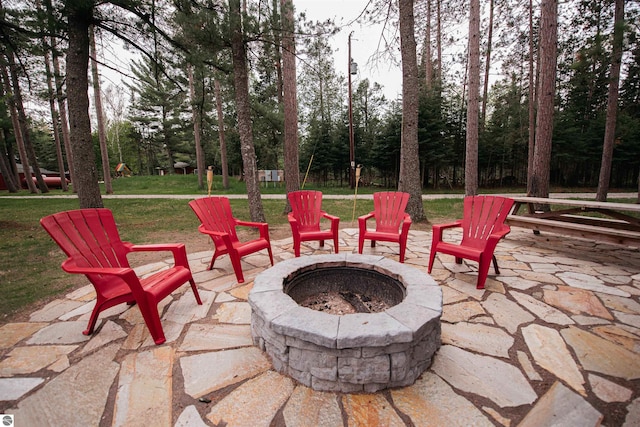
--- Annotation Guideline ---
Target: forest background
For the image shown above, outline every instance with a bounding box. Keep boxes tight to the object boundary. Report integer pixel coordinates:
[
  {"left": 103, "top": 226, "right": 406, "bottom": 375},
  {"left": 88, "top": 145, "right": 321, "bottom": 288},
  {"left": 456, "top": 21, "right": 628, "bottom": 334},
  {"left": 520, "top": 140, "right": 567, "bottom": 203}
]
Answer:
[{"left": 1, "top": 0, "right": 639, "bottom": 204}]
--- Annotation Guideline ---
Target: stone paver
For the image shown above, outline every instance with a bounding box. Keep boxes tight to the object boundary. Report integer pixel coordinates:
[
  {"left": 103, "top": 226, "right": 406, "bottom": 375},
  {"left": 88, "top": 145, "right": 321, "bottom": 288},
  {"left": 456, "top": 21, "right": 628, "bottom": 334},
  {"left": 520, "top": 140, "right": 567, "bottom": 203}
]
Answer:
[
  {"left": 206, "top": 370, "right": 294, "bottom": 426},
  {"left": 0, "top": 228, "right": 639, "bottom": 426}
]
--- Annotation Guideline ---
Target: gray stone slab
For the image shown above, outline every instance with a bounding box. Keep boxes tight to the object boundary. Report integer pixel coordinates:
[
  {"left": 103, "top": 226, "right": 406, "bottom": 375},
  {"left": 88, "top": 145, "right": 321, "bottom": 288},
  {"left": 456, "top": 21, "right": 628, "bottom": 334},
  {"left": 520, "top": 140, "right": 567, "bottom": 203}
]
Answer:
[
  {"left": 8, "top": 344, "right": 120, "bottom": 426},
  {"left": 511, "top": 291, "right": 574, "bottom": 325},
  {"left": 0, "top": 345, "right": 77, "bottom": 376},
  {"left": 482, "top": 293, "right": 535, "bottom": 334},
  {"left": 282, "top": 386, "right": 343, "bottom": 427},
  {"left": 623, "top": 398, "right": 640, "bottom": 427},
  {"left": 206, "top": 371, "right": 294, "bottom": 426},
  {"left": 522, "top": 324, "right": 586, "bottom": 395},
  {"left": 441, "top": 322, "right": 513, "bottom": 358},
  {"left": 180, "top": 347, "right": 271, "bottom": 398},
  {"left": 163, "top": 289, "right": 214, "bottom": 325},
  {"left": 29, "top": 299, "right": 86, "bottom": 322},
  {"left": 392, "top": 372, "right": 493, "bottom": 426},
  {"left": 213, "top": 302, "right": 252, "bottom": 324},
  {"left": 26, "top": 320, "right": 91, "bottom": 345},
  {"left": 561, "top": 325, "right": 640, "bottom": 380},
  {"left": 175, "top": 405, "right": 209, "bottom": 427},
  {"left": 431, "top": 345, "right": 537, "bottom": 408},
  {"left": 518, "top": 381, "right": 602, "bottom": 427},
  {"left": 112, "top": 346, "right": 174, "bottom": 427},
  {"left": 271, "top": 306, "right": 339, "bottom": 348},
  {"left": 179, "top": 323, "right": 253, "bottom": 351},
  {"left": 0, "top": 377, "right": 44, "bottom": 401},
  {"left": 558, "top": 272, "right": 630, "bottom": 297},
  {"left": 337, "top": 312, "right": 412, "bottom": 349}
]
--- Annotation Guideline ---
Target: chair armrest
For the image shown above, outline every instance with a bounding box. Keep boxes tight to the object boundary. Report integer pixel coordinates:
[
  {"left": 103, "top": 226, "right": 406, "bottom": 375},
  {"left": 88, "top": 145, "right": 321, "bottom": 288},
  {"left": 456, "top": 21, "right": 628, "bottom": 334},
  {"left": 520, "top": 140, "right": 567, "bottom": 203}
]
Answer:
[
  {"left": 321, "top": 211, "right": 340, "bottom": 231},
  {"left": 129, "top": 243, "right": 190, "bottom": 269},
  {"left": 236, "top": 220, "right": 270, "bottom": 240},
  {"left": 358, "top": 212, "right": 375, "bottom": 233},
  {"left": 431, "top": 220, "right": 463, "bottom": 241},
  {"left": 401, "top": 213, "right": 412, "bottom": 235},
  {"left": 197, "top": 225, "right": 235, "bottom": 249},
  {"left": 62, "top": 259, "right": 134, "bottom": 277}
]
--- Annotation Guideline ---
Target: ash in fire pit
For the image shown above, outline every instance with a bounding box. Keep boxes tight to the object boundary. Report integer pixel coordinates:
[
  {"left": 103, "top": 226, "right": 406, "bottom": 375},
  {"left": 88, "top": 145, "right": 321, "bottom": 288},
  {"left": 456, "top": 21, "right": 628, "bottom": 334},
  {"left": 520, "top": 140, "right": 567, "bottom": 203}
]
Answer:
[
  {"left": 286, "top": 266, "right": 404, "bottom": 314},
  {"left": 298, "top": 291, "right": 389, "bottom": 314},
  {"left": 249, "top": 254, "right": 442, "bottom": 393}
]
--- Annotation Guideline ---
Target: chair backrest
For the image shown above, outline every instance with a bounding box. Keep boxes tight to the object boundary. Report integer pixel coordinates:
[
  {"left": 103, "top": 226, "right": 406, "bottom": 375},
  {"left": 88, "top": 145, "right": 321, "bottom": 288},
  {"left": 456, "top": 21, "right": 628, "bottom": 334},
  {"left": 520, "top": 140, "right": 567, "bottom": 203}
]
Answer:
[
  {"left": 40, "top": 208, "right": 131, "bottom": 269},
  {"left": 189, "top": 197, "right": 239, "bottom": 243},
  {"left": 461, "top": 196, "right": 514, "bottom": 248},
  {"left": 372, "top": 192, "right": 410, "bottom": 233},
  {"left": 288, "top": 190, "right": 324, "bottom": 232}
]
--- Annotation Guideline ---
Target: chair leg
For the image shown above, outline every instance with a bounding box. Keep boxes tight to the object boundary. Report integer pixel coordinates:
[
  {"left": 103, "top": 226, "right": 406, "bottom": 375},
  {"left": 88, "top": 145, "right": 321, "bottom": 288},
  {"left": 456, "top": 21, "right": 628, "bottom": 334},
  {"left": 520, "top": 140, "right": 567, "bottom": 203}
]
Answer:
[
  {"left": 492, "top": 255, "right": 500, "bottom": 274},
  {"left": 319, "top": 240, "right": 325, "bottom": 248},
  {"left": 371, "top": 240, "right": 376, "bottom": 248},
  {"left": 229, "top": 253, "right": 245, "bottom": 283},
  {"left": 399, "top": 242, "right": 406, "bottom": 263},
  {"left": 476, "top": 256, "right": 493, "bottom": 290},
  {"left": 427, "top": 250, "right": 437, "bottom": 273},
  {"left": 267, "top": 245, "right": 274, "bottom": 266},
  {"left": 358, "top": 236, "right": 364, "bottom": 254},
  {"left": 83, "top": 304, "right": 103, "bottom": 336},
  {"left": 137, "top": 299, "right": 166, "bottom": 345},
  {"left": 333, "top": 235, "right": 339, "bottom": 254},
  {"left": 189, "top": 278, "right": 203, "bottom": 305}
]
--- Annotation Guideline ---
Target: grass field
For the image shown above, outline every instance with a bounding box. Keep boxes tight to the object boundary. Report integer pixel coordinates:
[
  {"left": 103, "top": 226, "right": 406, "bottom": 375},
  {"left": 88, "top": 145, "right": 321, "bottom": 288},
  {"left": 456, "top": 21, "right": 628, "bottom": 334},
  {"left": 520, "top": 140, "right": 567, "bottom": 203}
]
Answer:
[
  {"left": 0, "top": 178, "right": 468, "bottom": 321},
  {"left": 2, "top": 174, "right": 637, "bottom": 322}
]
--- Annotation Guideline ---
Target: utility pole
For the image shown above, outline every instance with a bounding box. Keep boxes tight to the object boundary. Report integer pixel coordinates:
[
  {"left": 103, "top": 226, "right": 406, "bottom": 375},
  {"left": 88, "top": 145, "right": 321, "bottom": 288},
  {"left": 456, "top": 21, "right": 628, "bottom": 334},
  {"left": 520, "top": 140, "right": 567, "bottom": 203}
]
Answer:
[{"left": 348, "top": 32, "right": 356, "bottom": 189}]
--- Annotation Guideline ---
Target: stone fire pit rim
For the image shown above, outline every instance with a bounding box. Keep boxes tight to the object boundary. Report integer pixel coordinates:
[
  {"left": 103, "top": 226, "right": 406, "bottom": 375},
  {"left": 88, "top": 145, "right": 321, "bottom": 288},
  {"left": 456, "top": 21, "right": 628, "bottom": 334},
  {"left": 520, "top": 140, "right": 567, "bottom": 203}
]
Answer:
[{"left": 248, "top": 253, "right": 442, "bottom": 350}]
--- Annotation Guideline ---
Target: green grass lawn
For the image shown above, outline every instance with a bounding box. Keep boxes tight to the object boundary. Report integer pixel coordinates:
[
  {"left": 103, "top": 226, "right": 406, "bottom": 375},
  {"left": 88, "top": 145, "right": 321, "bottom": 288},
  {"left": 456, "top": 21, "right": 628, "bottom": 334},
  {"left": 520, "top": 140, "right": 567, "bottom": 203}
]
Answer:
[
  {"left": 0, "top": 189, "right": 465, "bottom": 322},
  {"left": 2, "top": 174, "right": 636, "bottom": 322}
]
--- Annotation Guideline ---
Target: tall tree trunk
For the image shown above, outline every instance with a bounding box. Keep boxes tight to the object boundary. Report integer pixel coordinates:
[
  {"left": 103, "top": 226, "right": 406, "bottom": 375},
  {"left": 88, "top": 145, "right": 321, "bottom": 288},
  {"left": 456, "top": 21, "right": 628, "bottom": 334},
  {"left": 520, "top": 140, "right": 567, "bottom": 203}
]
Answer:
[
  {"left": 398, "top": 0, "right": 425, "bottom": 221},
  {"left": 90, "top": 26, "right": 112, "bottom": 194},
  {"left": 436, "top": 0, "right": 442, "bottom": 88},
  {"left": 527, "top": 0, "right": 535, "bottom": 183},
  {"left": 44, "top": 47, "right": 68, "bottom": 192},
  {"left": 0, "top": 132, "right": 18, "bottom": 192},
  {"left": 188, "top": 66, "right": 205, "bottom": 189},
  {"left": 6, "top": 50, "right": 49, "bottom": 193},
  {"left": 481, "top": 0, "right": 494, "bottom": 128},
  {"left": 39, "top": 0, "right": 68, "bottom": 192},
  {"left": 423, "top": 0, "right": 432, "bottom": 91},
  {"left": 51, "top": 34, "right": 76, "bottom": 192},
  {"left": 65, "top": 0, "right": 103, "bottom": 208},
  {"left": 528, "top": 0, "right": 558, "bottom": 198},
  {"left": 281, "top": 0, "right": 300, "bottom": 205},
  {"left": 229, "top": 0, "right": 265, "bottom": 222},
  {"left": 465, "top": 0, "right": 480, "bottom": 196},
  {"left": 214, "top": 79, "right": 230, "bottom": 189},
  {"left": 596, "top": 0, "right": 624, "bottom": 202},
  {"left": 0, "top": 63, "right": 38, "bottom": 193}
]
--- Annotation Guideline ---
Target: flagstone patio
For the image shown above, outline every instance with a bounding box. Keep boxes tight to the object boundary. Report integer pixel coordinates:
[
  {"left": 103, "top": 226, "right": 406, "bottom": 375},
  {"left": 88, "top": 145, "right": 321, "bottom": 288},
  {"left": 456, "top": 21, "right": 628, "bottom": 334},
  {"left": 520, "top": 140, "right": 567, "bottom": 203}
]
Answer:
[{"left": 0, "top": 228, "right": 639, "bottom": 426}]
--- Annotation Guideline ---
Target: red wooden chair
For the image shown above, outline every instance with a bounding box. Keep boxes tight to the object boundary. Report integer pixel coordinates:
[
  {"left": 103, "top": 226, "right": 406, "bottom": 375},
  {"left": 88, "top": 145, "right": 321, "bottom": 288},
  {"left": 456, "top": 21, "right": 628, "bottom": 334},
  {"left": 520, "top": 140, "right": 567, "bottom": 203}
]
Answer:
[
  {"left": 189, "top": 197, "right": 273, "bottom": 283},
  {"left": 428, "top": 195, "right": 515, "bottom": 289},
  {"left": 358, "top": 192, "right": 412, "bottom": 262},
  {"left": 287, "top": 190, "right": 340, "bottom": 257},
  {"left": 40, "top": 208, "right": 202, "bottom": 345}
]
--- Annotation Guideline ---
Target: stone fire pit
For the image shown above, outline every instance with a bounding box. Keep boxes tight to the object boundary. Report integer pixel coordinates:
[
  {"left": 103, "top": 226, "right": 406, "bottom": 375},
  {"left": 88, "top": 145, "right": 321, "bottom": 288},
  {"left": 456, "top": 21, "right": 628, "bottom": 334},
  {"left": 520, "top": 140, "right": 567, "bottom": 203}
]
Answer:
[{"left": 248, "top": 254, "right": 442, "bottom": 393}]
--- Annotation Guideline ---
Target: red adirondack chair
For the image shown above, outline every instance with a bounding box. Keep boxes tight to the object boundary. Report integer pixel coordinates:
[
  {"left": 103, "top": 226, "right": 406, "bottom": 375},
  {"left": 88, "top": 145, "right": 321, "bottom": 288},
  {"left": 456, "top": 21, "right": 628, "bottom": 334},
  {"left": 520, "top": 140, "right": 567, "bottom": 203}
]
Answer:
[
  {"left": 189, "top": 197, "right": 273, "bottom": 283},
  {"left": 428, "top": 195, "right": 515, "bottom": 289},
  {"left": 287, "top": 190, "right": 340, "bottom": 257},
  {"left": 40, "top": 208, "right": 202, "bottom": 345},
  {"left": 358, "top": 192, "right": 412, "bottom": 262}
]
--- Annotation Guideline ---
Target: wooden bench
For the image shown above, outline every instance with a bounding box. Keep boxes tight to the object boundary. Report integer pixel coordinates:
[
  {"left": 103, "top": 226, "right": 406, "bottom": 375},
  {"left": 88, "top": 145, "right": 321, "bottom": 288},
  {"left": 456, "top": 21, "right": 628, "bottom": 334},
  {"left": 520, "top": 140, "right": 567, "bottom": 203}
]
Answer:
[{"left": 506, "top": 196, "right": 640, "bottom": 248}]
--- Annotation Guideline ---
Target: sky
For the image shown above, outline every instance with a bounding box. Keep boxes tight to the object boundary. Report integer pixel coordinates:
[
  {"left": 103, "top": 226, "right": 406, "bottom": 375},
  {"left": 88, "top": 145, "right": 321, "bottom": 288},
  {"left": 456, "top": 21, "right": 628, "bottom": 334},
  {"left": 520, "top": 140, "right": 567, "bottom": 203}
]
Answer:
[
  {"left": 294, "top": 0, "right": 404, "bottom": 101},
  {"left": 97, "top": 1, "right": 405, "bottom": 107}
]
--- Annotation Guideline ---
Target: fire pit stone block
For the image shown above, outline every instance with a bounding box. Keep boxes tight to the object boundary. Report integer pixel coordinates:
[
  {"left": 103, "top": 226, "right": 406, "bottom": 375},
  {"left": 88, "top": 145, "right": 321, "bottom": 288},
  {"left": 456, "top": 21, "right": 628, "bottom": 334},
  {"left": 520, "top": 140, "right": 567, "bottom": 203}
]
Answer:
[{"left": 249, "top": 254, "right": 442, "bottom": 392}]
